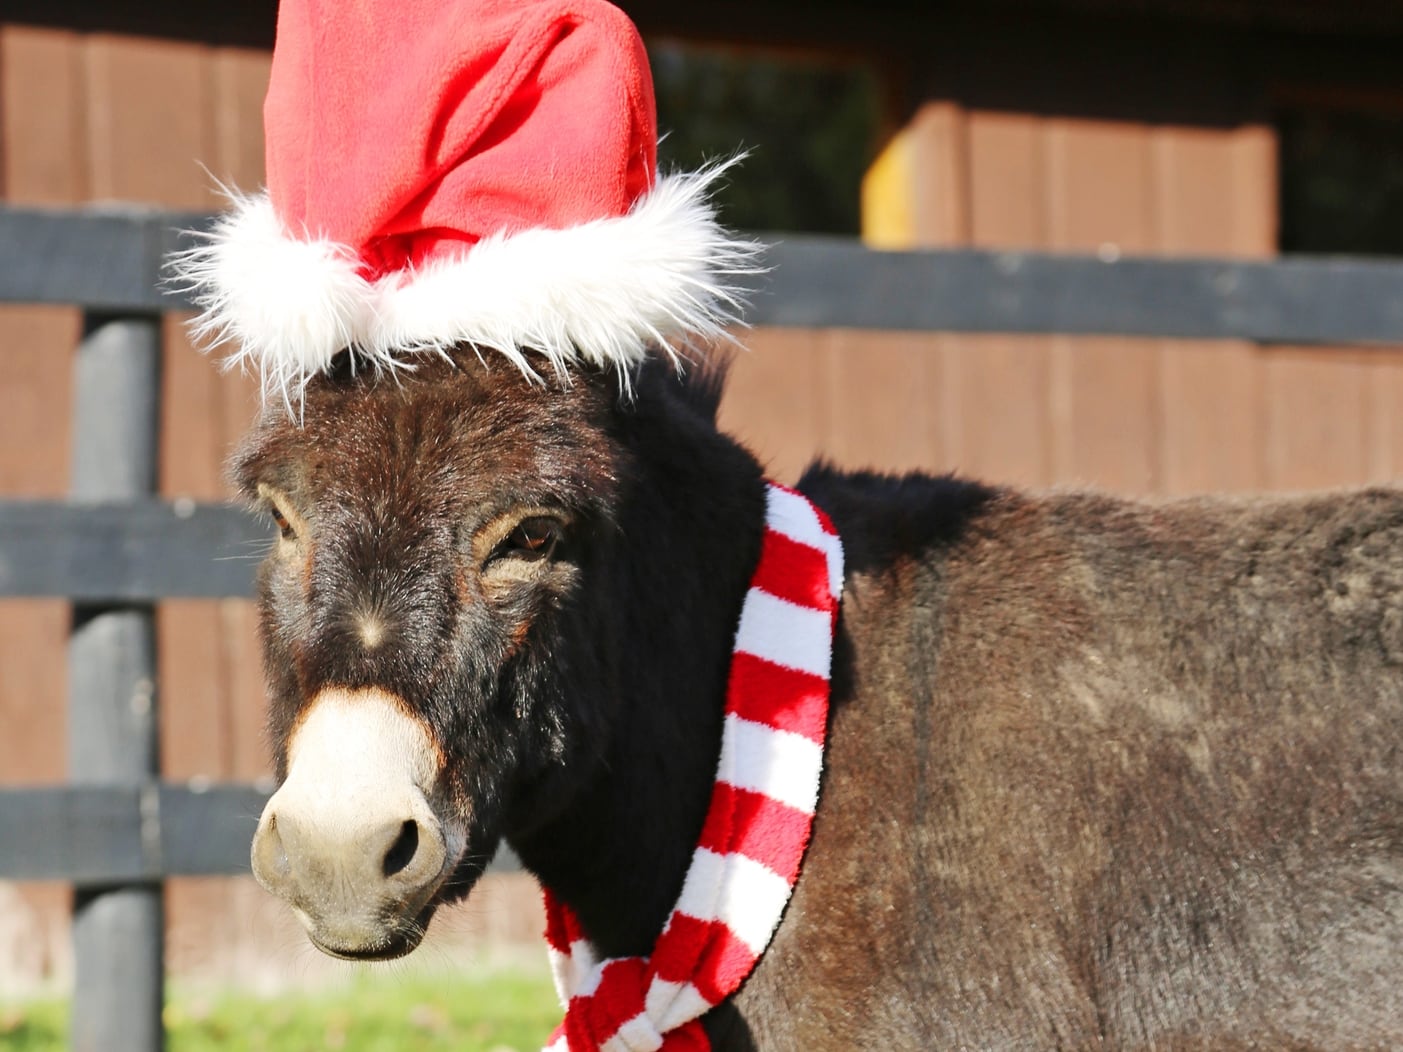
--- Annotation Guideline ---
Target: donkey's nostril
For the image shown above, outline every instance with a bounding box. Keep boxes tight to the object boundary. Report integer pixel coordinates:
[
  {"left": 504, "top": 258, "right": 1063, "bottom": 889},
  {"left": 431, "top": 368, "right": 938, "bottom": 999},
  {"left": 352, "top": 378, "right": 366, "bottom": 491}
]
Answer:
[
  {"left": 382, "top": 819, "right": 420, "bottom": 878},
  {"left": 251, "top": 810, "right": 296, "bottom": 897}
]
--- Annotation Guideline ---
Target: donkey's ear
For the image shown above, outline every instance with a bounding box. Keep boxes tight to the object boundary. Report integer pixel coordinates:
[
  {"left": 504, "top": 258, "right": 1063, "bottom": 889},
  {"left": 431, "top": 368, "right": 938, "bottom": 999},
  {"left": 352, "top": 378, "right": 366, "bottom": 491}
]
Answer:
[
  {"left": 629, "top": 350, "right": 730, "bottom": 424},
  {"left": 677, "top": 351, "right": 732, "bottom": 424}
]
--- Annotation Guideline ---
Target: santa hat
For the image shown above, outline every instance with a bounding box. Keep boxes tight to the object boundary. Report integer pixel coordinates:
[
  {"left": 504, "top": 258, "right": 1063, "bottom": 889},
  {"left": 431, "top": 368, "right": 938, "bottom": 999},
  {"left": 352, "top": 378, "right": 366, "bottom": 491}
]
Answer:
[{"left": 171, "top": 0, "right": 757, "bottom": 408}]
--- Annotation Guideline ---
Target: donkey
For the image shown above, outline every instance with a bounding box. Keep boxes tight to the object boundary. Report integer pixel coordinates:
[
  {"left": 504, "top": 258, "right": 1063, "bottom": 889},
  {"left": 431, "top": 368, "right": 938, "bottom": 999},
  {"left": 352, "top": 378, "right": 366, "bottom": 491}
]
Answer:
[{"left": 241, "top": 348, "right": 1403, "bottom": 1050}]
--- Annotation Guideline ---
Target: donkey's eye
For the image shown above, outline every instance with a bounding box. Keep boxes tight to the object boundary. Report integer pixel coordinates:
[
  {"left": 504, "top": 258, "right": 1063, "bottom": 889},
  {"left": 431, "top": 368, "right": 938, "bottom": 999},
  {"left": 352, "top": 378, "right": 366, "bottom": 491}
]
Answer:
[
  {"left": 270, "top": 506, "right": 296, "bottom": 541},
  {"left": 500, "top": 517, "right": 561, "bottom": 561},
  {"left": 256, "top": 484, "right": 302, "bottom": 546}
]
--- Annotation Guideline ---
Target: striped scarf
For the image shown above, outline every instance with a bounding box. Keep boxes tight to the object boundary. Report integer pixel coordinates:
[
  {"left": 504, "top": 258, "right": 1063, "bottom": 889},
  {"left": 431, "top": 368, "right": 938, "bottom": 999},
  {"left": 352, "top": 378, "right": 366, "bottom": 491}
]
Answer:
[{"left": 543, "top": 482, "right": 844, "bottom": 1052}]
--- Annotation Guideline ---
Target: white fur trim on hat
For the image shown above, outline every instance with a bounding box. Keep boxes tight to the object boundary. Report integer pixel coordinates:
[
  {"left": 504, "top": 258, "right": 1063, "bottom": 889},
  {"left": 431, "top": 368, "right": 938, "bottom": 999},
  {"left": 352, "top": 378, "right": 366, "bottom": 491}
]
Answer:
[{"left": 168, "top": 164, "right": 761, "bottom": 411}]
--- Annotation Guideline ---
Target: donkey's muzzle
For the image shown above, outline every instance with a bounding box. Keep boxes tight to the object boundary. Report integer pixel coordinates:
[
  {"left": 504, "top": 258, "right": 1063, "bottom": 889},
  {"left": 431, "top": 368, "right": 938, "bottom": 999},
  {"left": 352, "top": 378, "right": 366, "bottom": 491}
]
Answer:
[{"left": 249, "top": 687, "right": 463, "bottom": 959}]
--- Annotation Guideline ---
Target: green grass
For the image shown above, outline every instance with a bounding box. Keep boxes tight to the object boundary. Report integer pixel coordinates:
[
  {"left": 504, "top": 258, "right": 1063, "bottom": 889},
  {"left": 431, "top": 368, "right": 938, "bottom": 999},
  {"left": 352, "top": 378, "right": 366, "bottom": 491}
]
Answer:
[{"left": 0, "top": 966, "right": 559, "bottom": 1051}]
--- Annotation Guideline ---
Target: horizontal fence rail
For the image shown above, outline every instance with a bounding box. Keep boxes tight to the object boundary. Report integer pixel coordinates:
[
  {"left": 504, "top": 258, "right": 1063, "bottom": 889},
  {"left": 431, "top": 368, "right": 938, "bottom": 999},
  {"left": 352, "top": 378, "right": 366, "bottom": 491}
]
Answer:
[
  {"left": 0, "top": 784, "right": 521, "bottom": 882},
  {"left": 0, "top": 500, "right": 264, "bottom": 600},
  {"left": 0, "top": 207, "right": 201, "bottom": 313},
  {"left": 0, "top": 784, "right": 273, "bottom": 882},
  {"left": 8, "top": 204, "right": 1403, "bottom": 343},
  {"left": 757, "top": 238, "right": 1403, "bottom": 343}
]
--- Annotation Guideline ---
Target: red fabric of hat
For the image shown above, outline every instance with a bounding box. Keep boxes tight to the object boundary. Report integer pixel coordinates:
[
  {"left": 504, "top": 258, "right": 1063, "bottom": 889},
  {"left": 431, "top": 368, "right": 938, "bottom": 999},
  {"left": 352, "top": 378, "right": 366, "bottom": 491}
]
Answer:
[
  {"left": 266, "top": 0, "right": 656, "bottom": 278},
  {"left": 172, "top": 0, "right": 755, "bottom": 410}
]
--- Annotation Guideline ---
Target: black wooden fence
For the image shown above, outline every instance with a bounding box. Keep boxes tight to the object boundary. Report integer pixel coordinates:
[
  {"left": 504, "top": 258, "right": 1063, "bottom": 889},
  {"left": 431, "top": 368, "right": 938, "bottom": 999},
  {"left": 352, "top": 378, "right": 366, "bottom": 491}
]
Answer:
[{"left": 3, "top": 202, "right": 1403, "bottom": 1051}]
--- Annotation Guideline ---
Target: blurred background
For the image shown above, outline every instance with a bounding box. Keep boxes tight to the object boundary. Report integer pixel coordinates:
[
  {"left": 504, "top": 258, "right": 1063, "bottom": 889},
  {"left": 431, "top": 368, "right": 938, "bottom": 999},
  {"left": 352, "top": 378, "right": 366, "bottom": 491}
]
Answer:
[{"left": 3, "top": 0, "right": 1403, "bottom": 1020}]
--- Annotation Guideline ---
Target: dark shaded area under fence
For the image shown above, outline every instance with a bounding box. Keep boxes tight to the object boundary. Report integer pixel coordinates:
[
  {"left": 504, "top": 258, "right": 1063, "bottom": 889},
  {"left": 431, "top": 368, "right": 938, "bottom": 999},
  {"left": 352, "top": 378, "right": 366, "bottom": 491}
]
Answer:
[{"left": 8, "top": 205, "right": 1403, "bottom": 344}]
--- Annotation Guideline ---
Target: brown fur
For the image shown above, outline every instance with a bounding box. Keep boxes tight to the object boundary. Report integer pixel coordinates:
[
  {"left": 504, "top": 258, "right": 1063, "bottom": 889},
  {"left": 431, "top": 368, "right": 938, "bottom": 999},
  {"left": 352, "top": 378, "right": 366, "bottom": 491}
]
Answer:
[
  {"left": 727, "top": 480, "right": 1403, "bottom": 1050},
  {"left": 238, "top": 351, "right": 1403, "bottom": 1050}
]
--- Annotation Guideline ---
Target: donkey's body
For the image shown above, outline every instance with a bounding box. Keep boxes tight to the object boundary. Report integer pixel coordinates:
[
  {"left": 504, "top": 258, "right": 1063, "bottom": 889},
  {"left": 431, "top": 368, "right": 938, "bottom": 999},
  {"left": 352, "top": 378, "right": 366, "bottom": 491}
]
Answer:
[
  {"left": 735, "top": 473, "right": 1403, "bottom": 1050},
  {"left": 241, "top": 353, "right": 1403, "bottom": 1050}
]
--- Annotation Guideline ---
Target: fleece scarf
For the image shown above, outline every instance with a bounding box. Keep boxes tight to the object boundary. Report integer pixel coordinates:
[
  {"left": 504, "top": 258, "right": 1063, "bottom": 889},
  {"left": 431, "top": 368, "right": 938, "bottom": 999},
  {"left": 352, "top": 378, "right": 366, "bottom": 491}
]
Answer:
[{"left": 542, "top": 482, "right": 845, "bottom": 1052}]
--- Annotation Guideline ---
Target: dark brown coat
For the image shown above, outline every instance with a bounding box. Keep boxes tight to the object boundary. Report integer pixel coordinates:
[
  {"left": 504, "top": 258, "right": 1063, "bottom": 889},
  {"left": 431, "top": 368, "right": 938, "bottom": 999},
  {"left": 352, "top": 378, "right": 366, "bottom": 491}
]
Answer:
[{"left": 237, "top": 352, "right": 1403, "bottom": 1050}]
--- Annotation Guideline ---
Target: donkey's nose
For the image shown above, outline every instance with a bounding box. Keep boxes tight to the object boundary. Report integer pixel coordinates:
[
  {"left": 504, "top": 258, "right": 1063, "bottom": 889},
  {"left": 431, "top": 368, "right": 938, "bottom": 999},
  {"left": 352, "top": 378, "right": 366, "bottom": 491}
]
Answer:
[
  {"left": 252, "top": 807, "right": 448, "bottom": 903},
  {"left": 248, "top": 687, "right": 460, "bottom": 959},
  {"left": 251, "top": 791, "right": 451, "bottom": 958}
]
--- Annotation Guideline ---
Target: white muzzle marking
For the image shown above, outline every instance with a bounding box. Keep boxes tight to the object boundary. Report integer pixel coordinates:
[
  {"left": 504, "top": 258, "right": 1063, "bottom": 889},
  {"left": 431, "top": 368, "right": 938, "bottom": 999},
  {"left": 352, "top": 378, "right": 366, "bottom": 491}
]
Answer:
[{"left": 251, "top": 686, "right": 465, "bottom": 957}]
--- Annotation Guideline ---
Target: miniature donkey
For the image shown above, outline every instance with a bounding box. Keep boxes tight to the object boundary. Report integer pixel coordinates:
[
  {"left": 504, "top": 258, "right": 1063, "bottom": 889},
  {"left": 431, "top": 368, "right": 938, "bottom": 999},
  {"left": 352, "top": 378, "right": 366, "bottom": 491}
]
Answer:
[{"left": 240, "top": 349, "right": 1403, "bottom": 1050}]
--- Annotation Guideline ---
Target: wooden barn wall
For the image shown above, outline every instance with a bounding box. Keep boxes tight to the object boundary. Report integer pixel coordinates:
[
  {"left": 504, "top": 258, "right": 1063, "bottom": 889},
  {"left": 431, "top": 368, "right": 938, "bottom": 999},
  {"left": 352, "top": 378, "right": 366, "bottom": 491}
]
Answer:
[
  {"left": 3, "top": 17, "right": 1403, "bottom": 994},
  {"left": 0, "top": 25, "right": 277, "bottom": 992},
  {"left": 724, "top": 79, "right": 1403, "bottom": 493}
]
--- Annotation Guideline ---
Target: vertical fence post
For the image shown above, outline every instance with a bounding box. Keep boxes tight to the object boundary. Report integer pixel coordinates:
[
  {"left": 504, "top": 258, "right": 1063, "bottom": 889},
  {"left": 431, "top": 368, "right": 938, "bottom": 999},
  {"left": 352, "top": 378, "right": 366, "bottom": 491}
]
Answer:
[{"left": 68, "top": 312, "right": 164, "bottom": 1052}]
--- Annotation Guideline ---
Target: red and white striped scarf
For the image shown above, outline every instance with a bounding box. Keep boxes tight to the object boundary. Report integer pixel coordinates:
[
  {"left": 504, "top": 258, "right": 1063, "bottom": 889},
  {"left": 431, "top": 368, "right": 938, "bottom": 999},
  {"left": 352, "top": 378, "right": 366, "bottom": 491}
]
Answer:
[{"left": 543, "top": 482, "right": 844, "bottom": 1052}]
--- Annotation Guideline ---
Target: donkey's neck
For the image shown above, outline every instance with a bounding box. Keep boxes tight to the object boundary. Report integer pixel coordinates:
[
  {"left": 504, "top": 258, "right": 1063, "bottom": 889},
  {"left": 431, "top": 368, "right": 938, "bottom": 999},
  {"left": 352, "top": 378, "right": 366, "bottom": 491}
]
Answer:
[{"left": 511, "top": 388, "right": 768, "bottom": 958}]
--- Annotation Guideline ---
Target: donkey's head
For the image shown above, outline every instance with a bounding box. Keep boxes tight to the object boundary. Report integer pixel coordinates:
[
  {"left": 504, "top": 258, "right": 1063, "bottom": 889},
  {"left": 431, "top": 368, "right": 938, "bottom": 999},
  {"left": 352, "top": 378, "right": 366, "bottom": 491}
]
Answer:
[
  {"left": 171, "top": 0, "right": 763, "bottom": 968},
  {"left": 239, "top": 352, "right": 640, "bottom": 960}
]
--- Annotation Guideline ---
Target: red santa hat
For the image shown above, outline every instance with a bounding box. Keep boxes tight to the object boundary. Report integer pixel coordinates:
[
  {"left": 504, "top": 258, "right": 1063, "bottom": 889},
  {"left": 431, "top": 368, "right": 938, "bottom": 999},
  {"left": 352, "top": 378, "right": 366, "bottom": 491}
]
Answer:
[{"left": 172, "top": 0, "right": 756, "bottom": 407}]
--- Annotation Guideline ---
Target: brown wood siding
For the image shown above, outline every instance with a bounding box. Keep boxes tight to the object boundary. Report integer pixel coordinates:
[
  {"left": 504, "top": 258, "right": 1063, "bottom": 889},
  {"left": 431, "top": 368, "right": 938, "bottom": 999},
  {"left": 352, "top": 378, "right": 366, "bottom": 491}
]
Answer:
[
  {"left": 729, "top": 95, "right": 1403, "bottom": 501},
  {"left": 1, "top": 26, "right": 91, "bottom": 989},
  {"left": 729, "top": 102, "right": 1403, "bottom": 498},
  {"left": 0, "top": 26, "right": 285, "bottom": 991},
  {"left": 0, "top": 27, "right": 566, "bottom": 992}
]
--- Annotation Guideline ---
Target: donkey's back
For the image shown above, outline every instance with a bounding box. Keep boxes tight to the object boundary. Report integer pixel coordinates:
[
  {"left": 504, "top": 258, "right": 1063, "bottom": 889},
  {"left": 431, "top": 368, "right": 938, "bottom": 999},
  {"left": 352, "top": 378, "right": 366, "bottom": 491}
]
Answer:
[{"left": 734, "top": 474, "right": 1403, "bottom": 1050}]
